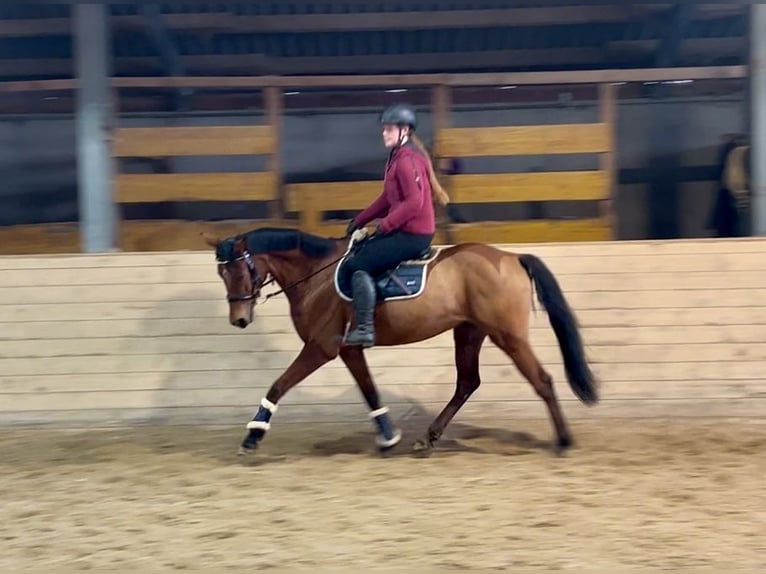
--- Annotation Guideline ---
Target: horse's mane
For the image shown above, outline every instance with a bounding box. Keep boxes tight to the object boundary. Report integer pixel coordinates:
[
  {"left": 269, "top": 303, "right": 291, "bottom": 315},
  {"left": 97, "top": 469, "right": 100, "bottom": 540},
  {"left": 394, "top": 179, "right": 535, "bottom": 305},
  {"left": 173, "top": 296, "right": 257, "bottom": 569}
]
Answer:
[{"left": 216, "top": 227, "right": 339, "bottom": 261}]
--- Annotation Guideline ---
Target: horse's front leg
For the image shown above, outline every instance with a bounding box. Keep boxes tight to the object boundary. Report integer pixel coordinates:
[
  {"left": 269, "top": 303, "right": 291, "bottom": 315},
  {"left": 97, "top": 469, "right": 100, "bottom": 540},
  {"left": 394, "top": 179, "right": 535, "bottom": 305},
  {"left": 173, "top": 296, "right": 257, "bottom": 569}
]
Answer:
[
  {"left": 339, "top": 346, "right": 402, "bottom": 453},
  {"left": 239, "top": 342, "right": 333, "bottom": 455}
]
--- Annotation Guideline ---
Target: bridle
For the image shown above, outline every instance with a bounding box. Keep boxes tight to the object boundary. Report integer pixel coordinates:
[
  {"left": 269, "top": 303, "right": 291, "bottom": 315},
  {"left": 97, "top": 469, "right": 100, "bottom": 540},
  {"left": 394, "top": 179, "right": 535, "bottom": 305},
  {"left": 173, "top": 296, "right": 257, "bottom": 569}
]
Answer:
[
  {"left": 217, "top": 250, "right": 275, "bottom": 303},
  {"left": 217, "top": 245, "right": 350, "bottom": 305}
]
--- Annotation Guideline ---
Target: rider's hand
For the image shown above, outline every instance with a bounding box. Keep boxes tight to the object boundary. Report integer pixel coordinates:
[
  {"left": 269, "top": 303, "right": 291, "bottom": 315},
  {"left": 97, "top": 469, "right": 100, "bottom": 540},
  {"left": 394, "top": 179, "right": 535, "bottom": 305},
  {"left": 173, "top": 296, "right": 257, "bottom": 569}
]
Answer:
[{"left": 345, "top": 219, "right": 359, "bottom": 238}]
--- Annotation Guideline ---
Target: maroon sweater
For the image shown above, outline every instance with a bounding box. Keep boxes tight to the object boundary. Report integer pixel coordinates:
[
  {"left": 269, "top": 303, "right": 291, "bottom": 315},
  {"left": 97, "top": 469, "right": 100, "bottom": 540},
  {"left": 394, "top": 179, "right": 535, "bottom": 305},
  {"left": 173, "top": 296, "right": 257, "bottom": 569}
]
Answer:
[{"left": 353, "top": 143, "right": 436, "bottom": 236}]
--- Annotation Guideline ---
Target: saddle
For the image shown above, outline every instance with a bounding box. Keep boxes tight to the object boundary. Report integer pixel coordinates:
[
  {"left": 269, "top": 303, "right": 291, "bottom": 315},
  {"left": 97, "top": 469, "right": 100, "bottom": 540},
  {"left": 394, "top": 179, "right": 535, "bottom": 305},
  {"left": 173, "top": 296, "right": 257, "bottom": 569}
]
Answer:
[{"left": 333, "top": 242, "right": 440, "bottom": 303}]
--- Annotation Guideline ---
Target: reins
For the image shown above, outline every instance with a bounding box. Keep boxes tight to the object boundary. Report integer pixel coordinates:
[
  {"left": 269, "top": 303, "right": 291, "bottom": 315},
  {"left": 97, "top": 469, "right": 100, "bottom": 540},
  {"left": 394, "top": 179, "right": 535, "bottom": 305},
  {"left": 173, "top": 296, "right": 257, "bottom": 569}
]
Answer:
[
  {"left": 252, "top": 233, "right": 363, "bottom": 304},
  {"left": 258, "top": 252, "right": 346, "bottom": 303}
]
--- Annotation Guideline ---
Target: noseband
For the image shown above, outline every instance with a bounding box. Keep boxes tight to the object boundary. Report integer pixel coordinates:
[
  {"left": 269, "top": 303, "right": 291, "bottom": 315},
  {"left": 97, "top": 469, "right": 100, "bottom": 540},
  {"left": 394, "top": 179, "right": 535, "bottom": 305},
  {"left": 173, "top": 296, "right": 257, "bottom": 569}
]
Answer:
[{"left": 217, "top": 250, "right": 266, "bottom": 303}]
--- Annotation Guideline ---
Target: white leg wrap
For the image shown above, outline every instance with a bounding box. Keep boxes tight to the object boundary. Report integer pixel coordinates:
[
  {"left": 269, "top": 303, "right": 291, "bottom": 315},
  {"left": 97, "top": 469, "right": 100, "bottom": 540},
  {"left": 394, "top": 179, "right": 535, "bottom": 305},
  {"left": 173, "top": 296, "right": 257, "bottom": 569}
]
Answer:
[
  {"left": 376, "top": 429, "right": 402, "bottom": 448},
  {"left": 260, "top": 397, "right": 278, "bottom": 413},
  {"left": 369, "top": 406, "right": 390, "bottom": 419},
  {"left": 246, "top": 421, "right": 271, "bottom": 431}
]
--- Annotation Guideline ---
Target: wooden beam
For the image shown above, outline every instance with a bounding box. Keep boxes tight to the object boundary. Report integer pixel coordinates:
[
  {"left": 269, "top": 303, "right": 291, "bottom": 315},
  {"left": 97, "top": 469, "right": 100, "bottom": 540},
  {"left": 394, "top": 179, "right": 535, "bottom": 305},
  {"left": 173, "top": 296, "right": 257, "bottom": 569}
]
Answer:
[
  {"left": 151, "top": 6, "right": 657, "bottom": 32},
  {"left": 448, "top": 172, "right": 610, "bottom": 203},
  {"left": 450, "top": 219, "right": 612, "bottom": 243},
  {"left": 0, "top": 65, "right": 748, "bottom": 93},
  {"left": 115, "top": 172, "right": 277, "bottom": 203},
  {"left": 0, "top": 6, "right": 669, "bottom": 37},
  {"left": 599, "top": 82, "right": 618, "bottom": 240},
  {"left": 0, "top": 37, "right": 747, "bottom": 80},
  {"left": 112, "top": 126, "right": 274, "bottom": 157},
  {"left": 436, "top": 124, "right": 611, "bottom": 157},
  {"left": 122, "top": 48, "right": 609, "bottom": 76},
  {"left": 0, "top": 220, "right": 294, "bottom": 255},
  {"left": 285, "top": 181, "right": 382, "bottom": 212},
  {"left": 264, "top": 86, "right": 283, "bottom": 220}
]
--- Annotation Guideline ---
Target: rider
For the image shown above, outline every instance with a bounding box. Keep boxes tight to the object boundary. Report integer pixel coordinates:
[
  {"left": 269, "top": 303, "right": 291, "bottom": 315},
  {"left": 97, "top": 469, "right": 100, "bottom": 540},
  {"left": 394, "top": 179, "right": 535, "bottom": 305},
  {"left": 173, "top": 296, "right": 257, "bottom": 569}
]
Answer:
[{"left": 342, "top": 103, "right": 450, "bottom": 348}]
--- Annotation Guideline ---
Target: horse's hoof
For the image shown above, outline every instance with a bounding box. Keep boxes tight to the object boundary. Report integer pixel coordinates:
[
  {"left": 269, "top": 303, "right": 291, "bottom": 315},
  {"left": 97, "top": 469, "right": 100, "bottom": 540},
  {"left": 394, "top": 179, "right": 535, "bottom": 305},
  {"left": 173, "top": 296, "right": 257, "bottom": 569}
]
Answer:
[
  {"left": 553, "top": 436, "right": 573, "bottom": 457},
  {"left": 238, "top": 444, "right": 257, "bottom": 457},
  {"left": 378, "top": 445, "right": 396, "bottom": 458},
  {"left": 411, "top": 438, "right": 433, "bottom": 457},
  {"left": 376, "top": 429, "right": 402, "bottom": 457}
]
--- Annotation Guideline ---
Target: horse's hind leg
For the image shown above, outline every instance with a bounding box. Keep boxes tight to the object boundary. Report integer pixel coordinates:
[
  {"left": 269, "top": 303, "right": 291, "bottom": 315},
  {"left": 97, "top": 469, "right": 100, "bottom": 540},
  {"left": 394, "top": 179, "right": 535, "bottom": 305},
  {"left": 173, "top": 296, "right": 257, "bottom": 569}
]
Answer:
[
  {"left": 339, "top": 346, "right": 402, "bottom": 453},
  {"left": 491, "top": 332, "right": 572, "bottom": 452},
  {"left": 412, "top": 321, "right": 486, "bottom": 455}
]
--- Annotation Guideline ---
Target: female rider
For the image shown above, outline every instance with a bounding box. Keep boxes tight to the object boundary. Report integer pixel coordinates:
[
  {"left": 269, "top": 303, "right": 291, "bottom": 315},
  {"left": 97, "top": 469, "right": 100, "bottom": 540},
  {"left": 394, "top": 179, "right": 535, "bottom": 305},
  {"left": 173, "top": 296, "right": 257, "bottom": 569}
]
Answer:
[{"left": 342, "top": 103, "right": 450, "bottom": 348}]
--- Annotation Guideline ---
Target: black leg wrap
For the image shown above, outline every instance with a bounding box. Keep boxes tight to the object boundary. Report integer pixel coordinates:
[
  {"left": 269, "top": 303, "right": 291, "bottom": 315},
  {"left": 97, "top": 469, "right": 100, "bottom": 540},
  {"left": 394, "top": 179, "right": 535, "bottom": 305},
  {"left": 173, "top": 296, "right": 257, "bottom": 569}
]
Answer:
[
  {"left": 241, "top": 398, "right": 277, "bottom": 451},
  {"left": 370, "top": 407, "right": 401, "bottom": 449}
]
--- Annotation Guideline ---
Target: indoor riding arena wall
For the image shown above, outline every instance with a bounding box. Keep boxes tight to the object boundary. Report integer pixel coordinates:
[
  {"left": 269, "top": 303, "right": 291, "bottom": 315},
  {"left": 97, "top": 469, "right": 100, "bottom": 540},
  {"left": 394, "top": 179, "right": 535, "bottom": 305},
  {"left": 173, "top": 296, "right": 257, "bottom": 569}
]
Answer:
[
  {"left": 2, "top": 237, "right": 765, "bottom": 571},
  {"left": 2, "top": 237, "right": 765, "bottom": 427}
]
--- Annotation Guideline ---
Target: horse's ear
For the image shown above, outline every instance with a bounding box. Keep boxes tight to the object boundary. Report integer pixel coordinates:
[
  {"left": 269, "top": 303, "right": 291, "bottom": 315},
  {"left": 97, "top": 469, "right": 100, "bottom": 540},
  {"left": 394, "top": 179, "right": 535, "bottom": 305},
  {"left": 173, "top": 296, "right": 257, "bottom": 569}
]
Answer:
[
  {"left": 233, "top": 236, "right": 248, "bottom": 255},
  {"left": 201, "top": 232, "right": 221, "bottom": 249}
]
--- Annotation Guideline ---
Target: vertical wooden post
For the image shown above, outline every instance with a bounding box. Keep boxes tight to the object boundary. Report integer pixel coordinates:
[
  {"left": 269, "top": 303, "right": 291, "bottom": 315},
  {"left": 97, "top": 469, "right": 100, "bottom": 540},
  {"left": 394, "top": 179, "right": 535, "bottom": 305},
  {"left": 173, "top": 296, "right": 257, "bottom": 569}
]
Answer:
[
  {"left": 301, "top": 193, "right": 322, "bottom": 235},
  {"left": 109, "top": 85, "right": 121, "bottom": 249},
  {"left": 264, "top": 86, "right": 283, "bottom": 222},
  {"left": 431, "top": 83, "right": 454, "bottom": 244},
  {"left": 599, "top": 82, "right": 618, "bottom": 240}
]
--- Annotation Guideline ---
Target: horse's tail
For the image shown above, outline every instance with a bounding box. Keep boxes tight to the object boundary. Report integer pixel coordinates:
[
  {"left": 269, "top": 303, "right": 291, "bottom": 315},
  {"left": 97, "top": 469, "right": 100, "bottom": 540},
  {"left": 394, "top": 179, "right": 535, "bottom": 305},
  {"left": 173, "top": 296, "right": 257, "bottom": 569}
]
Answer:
[{"left": 518, "top": 254, "right": 599, "bottom": 405}]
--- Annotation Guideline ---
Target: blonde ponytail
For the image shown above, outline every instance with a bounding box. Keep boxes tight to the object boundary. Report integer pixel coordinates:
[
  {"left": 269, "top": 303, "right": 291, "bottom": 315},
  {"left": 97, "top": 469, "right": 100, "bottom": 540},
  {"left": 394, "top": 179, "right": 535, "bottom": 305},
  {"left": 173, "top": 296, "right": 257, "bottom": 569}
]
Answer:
[{"left": 411, "top": 133, "right": 450, "bottom": 206}]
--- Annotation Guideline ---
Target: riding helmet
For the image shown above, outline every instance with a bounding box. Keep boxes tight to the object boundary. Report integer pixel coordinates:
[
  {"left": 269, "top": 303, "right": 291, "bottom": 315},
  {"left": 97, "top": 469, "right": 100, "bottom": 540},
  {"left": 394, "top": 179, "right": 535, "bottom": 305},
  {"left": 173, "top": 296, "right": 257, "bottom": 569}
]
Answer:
[{"left": 379, "top": 103, "right": 417, "bottom": 130}]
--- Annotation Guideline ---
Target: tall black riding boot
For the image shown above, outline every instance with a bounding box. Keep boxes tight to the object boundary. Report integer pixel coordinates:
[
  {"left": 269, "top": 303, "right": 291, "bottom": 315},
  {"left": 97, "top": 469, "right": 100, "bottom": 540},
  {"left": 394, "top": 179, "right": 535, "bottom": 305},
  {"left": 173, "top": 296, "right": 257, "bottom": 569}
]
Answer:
[{"left": 345, "top": 270, "right": 376, "bottom": 348}]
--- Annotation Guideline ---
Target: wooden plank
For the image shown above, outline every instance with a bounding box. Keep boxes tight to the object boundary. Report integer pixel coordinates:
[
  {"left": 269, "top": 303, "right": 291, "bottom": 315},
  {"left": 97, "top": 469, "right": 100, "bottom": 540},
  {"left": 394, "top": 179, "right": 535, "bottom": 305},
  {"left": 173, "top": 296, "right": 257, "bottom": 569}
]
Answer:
[
  {"left": 3, "top": 366, "right": 764, "bottom": 400},
  {"left": 0, "top": 220, "right": 291, "bottom": 255},
  {"left": 0, "top": 235, "right": 764, "bottom": 266},
  {"left": 115, "top": 172, "right": 277, "bottom": 203},
  {"left": 285, "top": 181, "right": 382, "bottom": 212},
  {"left": 118, "top": 220, "right": 292, "bottom": 252},
  {"left": 3, "top": 397, "right": 764, "bottom": 428},
  {"left": 1, "top": 280, "right": 765, "bottom": 307},
  {"left": 3, "top": 378, "right": 765, "bottom": 413},
  {"left": 5, "top": 331, "right": 766, "bottom": 364},
  {"left": 5, "top": 321, "right": 766, "bottom": 350},
  {"left": 0, "top": 230, "right": 764, "bottom": 265},
  {"left": 3, "top": 341, "right": 766, "bottom": 375},
  {"left": 3, "top": 266, "right": 766, "bottom": 294},
  {"left": 2, "top": 395, "right": 765, "bottom": 428},
  {"left": 449, "top": 171, "right": 609, "bottom": 203},
  {"left": 0, "top": 66, "right": 748, "bottom": 93},
  {"left": 112, "top": 126, "right": 275, "bottom": 157},
  {"left": 0, "top": 223, "right": 81, "bottom": 255},
  {"left": 450, "top": 219, "right": 612, "bottom": 243},
  {"left": 4, "top": 305, "right": 766, "bottom": 333},
  {"left": 2, "top": 361, "right": 764, "bottom": 396},
  {"left": 436, "top": 124, "right": 611, "bottom": 157}
]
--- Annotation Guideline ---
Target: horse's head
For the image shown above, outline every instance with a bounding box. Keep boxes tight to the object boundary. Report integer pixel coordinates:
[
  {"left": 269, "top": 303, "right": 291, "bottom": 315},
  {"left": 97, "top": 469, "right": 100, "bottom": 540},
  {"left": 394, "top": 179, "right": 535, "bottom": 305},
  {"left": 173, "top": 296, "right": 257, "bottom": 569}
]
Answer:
[{"left": 203, "top": 232, "right": 269, "bottom": 329}]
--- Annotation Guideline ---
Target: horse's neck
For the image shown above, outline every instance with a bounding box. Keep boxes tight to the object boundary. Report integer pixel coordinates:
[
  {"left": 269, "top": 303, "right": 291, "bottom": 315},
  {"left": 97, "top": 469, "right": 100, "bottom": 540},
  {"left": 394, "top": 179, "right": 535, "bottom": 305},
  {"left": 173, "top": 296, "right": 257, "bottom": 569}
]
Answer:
[{"left": 268, "top": 248, "right": 343, "bottom": 306}]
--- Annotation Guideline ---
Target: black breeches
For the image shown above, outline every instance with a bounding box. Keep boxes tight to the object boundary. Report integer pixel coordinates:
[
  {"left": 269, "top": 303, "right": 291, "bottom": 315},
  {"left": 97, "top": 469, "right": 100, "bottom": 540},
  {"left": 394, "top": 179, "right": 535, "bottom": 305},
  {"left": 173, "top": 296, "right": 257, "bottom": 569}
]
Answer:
[{"left": 339, "top": 230, "right": 433, "bottom": 292}]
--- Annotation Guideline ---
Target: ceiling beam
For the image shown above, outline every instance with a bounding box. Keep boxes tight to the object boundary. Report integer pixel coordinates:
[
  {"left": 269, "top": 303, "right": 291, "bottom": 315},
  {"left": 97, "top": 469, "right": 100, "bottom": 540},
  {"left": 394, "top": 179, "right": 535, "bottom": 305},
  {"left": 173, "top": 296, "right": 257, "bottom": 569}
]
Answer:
[
  {"left": 0, "top": 5, "right": 674, "bottom": 37},
  {"left": 0, "top": 65, "right": 747, "bottom": 99},
  {"left": 0, "top": 48, "right": 615, "bottom": 78},
  {"left": 0, "top": 36, "right": 746, "bottom": 80}
]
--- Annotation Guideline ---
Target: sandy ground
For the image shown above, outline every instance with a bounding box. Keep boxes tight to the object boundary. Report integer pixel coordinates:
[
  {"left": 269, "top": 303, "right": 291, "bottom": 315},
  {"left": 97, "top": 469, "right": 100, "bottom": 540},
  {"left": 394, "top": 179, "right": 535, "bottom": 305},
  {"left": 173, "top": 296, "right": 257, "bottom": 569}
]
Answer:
[{"left": 1, "top": 416, "right": 764, "bottom": 571}]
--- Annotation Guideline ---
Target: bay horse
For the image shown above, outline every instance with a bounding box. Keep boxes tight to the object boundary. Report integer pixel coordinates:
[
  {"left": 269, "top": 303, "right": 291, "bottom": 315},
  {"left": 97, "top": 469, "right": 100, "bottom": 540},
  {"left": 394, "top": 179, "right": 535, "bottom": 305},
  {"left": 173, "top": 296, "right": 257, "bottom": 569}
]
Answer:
[{"left": 202, "top": 227, "right": 598, "bottom": 457}]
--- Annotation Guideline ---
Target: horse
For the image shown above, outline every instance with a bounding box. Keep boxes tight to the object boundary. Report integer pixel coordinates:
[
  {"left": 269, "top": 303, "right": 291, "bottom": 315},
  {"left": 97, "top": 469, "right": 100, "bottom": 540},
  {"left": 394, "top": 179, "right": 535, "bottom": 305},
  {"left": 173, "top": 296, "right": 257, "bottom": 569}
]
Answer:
[{"left": 201, "top": 226, "right": 598, "bottom": 457}]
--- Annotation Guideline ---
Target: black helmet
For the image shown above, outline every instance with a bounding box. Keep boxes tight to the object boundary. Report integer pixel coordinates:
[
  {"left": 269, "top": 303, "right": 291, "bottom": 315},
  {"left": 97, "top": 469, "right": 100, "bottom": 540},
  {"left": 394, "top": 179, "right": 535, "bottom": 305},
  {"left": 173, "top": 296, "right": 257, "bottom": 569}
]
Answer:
[{"left": 379, "top": 103, "right": 417, "bottom": 130}]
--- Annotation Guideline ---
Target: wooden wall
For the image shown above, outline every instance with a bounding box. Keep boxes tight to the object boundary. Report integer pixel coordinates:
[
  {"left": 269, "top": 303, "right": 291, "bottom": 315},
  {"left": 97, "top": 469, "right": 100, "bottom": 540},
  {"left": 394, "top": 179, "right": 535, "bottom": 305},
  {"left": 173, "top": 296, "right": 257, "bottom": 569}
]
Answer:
[{"left": 1, "top": 237, "right": 764, "bottom": 428}]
